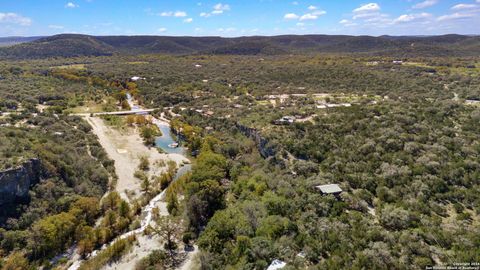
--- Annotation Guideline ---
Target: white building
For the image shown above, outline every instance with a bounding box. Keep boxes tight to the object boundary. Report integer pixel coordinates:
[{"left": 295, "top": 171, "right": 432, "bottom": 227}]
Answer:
[
  {"left": 315, "top": 184, "right": 343, "bottom": 196},
  {"left": 267, "top": 260, "right": 286, "bottom": 270}
]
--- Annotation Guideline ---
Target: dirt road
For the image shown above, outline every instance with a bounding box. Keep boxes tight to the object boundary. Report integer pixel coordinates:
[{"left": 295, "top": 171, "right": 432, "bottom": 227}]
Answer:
[{"left": 85, "top": 116, "right": 188, "bottom": 201}]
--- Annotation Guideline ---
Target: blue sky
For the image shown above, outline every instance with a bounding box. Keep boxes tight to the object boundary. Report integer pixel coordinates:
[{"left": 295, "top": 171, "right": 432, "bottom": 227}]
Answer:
[{"left": 0, "top": 0, "right": 479, "bottom": 37}]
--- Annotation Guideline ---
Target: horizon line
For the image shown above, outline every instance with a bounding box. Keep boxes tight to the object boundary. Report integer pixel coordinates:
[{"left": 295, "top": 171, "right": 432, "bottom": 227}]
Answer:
[{"left": 1, "top": 33, "right": 479, "bottom": 39}]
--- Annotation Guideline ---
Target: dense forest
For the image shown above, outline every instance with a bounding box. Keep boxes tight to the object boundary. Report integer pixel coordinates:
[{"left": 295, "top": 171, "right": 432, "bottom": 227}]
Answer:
[
  {"left": 1, "top": 34, "right": 480, "bottom": 59},
  {"left": 0, "top": 45, "right": 479, "bottom": 269}
]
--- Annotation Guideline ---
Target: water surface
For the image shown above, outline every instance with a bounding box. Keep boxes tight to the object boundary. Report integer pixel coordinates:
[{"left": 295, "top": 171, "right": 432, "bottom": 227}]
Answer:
[{"left": 154, "top": 123, "right": 186, "bottom": 155}]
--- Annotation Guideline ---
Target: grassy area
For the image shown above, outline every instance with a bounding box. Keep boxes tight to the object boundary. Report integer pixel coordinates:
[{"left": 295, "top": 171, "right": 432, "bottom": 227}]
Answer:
[
  {"left": 126, "top": 61, "right": 149, "bottom": 65},
  {"left": 68, "top": 101, "right": 107, "bottom": 114},
  {"left": 256, "top": 100, "right": 271, "bottom": 106},
  {"left": 449, "top": 66, "right": 480, "bottom": 77},
  {"left": 402, "top": 62, "right": 435, "bottom": 69},
  {"left": 101, "top": 115, "right": 126, "bottom": 129},
  {"left": 51, "top": 64, "right": 86, "bottom": 70},
  {"left": 68, "top": 97, "right": 119, "bottom": 114},
  {"left": 403, "top": 61, "right": 480, "bottom": 76},
  {"left": 77, "top": 235, "right": 137, "bottom": 270}
]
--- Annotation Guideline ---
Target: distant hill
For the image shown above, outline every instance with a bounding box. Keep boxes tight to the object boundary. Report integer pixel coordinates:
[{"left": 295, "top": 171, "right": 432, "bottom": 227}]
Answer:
[
  {"left": 0, "top": 34, "right": 479, "bottom": 58},
  {"left": 0, "top": 34, "right": 114, "bottom": 58},
  {"left": 0, "top": 36, "right": 44, "bottom": 47}
]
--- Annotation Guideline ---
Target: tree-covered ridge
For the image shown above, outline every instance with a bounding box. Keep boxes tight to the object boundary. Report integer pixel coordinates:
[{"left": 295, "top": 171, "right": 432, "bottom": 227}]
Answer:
[
  {"left": 174, "top": 101, "right": 480, "bottom": 269},
  {"left": 2, "top": 34, "right": 480, "bottom": 59},
  {"left": 0, "top": 113, "right": 123, "bottom": 265}
]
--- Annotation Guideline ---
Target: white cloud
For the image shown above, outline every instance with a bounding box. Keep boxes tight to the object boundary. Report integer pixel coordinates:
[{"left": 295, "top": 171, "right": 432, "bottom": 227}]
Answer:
[
  {"left": 285, "top": 7, "right": 325, "bottom": 21},
  {"left": 214, "top": 3, "right": 230, "bottom": 11},
  {"left": 339, "top": 19, "right": 357, "bottom": 27},
  {"left": 353, "top": 12, "right": 381, "bottom": 20},
  {"left": 160, "top": 11, "right": 187, "bottom": 17},
  {"left": 0, "top": 13, "right": 32, "bottom": 26},
  {"left": 312, "top": 10, "right": 326, "bottom": 16},
  {"left": 157, "top": 27, "right": 167, "bottom": 33},
  {"left": 284, "top": 13, "right": 299, "bottom": 20},
  {"left": 292, "top": 1, "right": 298, "bottom": 5},
  {"left": 412, "top": 0, "right": 438, "bottom": 9},
  {"left": 200, "top": 3, "right": 230, "bottom": 17},
  {"left": 184, "top": 18, "right": 193, "bottom": 23},
  {"left": 65, "top": 2, "right": 78, "bottom": 8},
  {"left": 393, "top": 12, "right": 431, "bottom": 23},
  {"left": 353, "top": 3, "right": 380, "bottom": 13},
  {"left": 437, "top": 12, "right": 475, "bottom": 21},
  {"left": 451, "top": 3, "right": 477, "bottom": 10},
  {"left": 174, "top": 11, "right": 187, "bottom": 17},
  {"left": 217, "top": 27, "right": 236, "bottom": 33},
  {"left": 48, "top": 24, "right": 64, "bottom": 29},
  {"left": 296, "top": 22, "right": 305, "bottom": 26},
  {"left": 300, "top": 13, "right": 318, "bottom": 21}
]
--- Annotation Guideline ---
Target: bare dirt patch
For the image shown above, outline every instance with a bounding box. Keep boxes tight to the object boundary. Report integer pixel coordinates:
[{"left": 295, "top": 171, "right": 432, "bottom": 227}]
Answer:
[{"left": 85, "top": 116, "right": 188, "bottom": 201}]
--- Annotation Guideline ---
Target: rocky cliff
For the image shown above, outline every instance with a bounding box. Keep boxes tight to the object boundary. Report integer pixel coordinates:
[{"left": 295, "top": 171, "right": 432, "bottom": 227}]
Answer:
[
  {"left": 0, "top": 159, "right": 42, "bottom": 205},
  {"left": 235, "top": 123, "right": 277, "bottom": 158}
]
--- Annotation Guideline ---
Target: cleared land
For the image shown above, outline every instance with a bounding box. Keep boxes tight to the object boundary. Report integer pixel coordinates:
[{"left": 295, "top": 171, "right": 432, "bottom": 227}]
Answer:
[{"left": 85, "top": 116, "right": 187, "bottom": 201}]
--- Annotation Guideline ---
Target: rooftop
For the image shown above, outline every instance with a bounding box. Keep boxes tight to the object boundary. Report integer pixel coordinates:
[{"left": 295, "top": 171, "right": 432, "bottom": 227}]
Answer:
[
  {"left": 267, "top": 260, "right": 286, "bottom": 270},
  {"left": 316, "top": 184, "right": 342, "bottom": 194}
]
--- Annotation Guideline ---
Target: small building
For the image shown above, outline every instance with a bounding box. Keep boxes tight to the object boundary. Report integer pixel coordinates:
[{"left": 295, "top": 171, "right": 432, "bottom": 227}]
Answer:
[
  {"left": 392, "top": 60, "right": 403, "bottom": 65},
  {"left": 204, "top": 110, "right": 214, "bottom": 117},
  {"left": 315, "top": 184, "right": 343, "bottom": 196},
  {"left": 275, "top": 116, "right": 296, "bottom": 125},
  {"left": 267, "top": 260, "right": 286, "bottom": 270},
  {"left": 130, "top": 76, "right": 144, "bottom": 81}
]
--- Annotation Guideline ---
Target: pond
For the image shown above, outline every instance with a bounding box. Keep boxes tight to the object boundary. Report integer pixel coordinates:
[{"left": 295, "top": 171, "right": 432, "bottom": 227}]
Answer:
[{"left": 154, "top": 122, "right": 186, "bottom": 155}]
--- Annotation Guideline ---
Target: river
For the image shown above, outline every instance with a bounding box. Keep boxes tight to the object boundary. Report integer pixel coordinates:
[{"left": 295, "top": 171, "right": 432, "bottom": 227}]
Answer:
[
  {"left": 67, "top": 94, "right": 192, "bottom": 270},
  {"left": 127, "top": 93, "right": 186, "bottom": 155}
]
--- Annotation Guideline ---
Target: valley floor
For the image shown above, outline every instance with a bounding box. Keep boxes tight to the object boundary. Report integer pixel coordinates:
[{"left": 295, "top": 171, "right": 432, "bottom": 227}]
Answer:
[
  {"left": 85, "top": 116, "right": 187, "bottom": 201},
  {"left": 77, "top": 116, "right": 197, "bottom": 270}
]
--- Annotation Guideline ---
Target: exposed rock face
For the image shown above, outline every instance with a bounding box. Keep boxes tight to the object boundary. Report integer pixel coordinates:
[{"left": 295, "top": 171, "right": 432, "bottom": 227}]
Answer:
[
  {"left": 0, "top": 159, "right": 42, "bottom": 206},
  {"left": 235, "top": 123, "right": 277, "bottom": 158}
]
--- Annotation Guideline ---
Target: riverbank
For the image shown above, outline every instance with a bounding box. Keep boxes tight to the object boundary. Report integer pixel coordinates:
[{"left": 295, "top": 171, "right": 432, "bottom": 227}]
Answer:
[
  {"left": 67, "top": 115, "right": 194, "bottom": 269},
  {"left": 85, "top": 116, "right": 187, "bottom": 202}
]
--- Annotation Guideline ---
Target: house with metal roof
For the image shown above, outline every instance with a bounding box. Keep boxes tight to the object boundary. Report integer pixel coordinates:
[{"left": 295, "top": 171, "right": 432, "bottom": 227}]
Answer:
[{"left": 315, "top": 184, "right": 343, "bottom": 196}]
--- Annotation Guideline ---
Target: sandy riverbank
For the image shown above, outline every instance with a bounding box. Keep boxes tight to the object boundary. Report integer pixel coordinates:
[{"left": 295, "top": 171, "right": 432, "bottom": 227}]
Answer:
[{"left": 85, "top": 116, "right": 188, "bottom": 201}]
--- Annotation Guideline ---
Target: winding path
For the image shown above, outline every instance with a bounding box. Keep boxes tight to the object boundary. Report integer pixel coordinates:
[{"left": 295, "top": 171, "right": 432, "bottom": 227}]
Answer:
[{"left": 67, "top": 95, "right": 197, "bottom": 270}]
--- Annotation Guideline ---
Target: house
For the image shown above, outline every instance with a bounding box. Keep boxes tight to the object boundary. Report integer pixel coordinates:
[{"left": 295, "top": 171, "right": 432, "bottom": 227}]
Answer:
[
  {"left": 392, "top": 60, "right": 403, "bottom": 65},
  {"left": 204, "top": 111, "right": 214, "bottom": 117},
  {"left": 267, "top": 260, "right": 286, "bottom": 270},
  {"left": 275, "top": 116, "right": 296, "bottom": 125},
  {"left": 130, "top": 76, "right": 144, "bottom": 81},
  {"left": 315, "top": 184, "right": 343, "bottom": 196}
]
